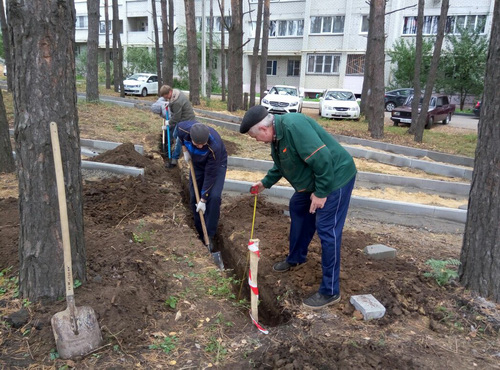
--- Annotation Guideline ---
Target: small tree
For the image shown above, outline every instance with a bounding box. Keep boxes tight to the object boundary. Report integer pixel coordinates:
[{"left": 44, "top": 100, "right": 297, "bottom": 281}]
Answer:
[{"left": 437, "top": 26, "right": 488, "bottom": 111}]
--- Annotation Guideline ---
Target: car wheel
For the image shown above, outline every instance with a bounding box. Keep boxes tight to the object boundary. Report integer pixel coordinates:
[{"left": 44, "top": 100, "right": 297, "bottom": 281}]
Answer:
[
  {"left": 141, "top": 88, "right": 147, "bottom": 97},
  {"left": 385, "top": 102, "right": 396, "bottom": 112},
  {"left": 425, "top": 116, "right": 434, "bottom": 129},
  {"left": 393, "top": 120, "right": 399, "bottom": 127},
  {"left": 318, "top": 107, "right": 322, "bottom": 116},
  {"left": 442, "top": 113, "right": 451, "bottom": 124}
]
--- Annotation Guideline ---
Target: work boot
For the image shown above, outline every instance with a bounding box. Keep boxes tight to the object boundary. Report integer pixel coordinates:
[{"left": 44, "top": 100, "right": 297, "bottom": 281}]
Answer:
[
  {"left": 302, "top": 292, "right": 341, "bottom": 309},
  {"left": 272, "top": 259, "right": 302, "bottom": 272}
]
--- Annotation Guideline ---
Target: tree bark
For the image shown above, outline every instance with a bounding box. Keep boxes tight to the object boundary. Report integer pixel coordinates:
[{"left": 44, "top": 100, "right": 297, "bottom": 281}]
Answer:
[
  {"left": 0, "top": 0, "right": 12, "bottom": 91},
  {"left": 112, "top": 0, "right": 120, "bottom": 92},
  {"left": 86, "top": 0, "right": 100, "bottom": 102},
  {"left": 8, "top": 0, "right": 86, "bottom": 301},
  {"left": 362, "top": 0, "right": 385, "bottom": 139},
  {"left": 413, "top": 0, "right": 449, "bottom": 142},
  {"left": 151, "top": 0, "right": 162, "bottom": 91},
  {"left": 227, "top": 0, "right": 243, "bottom": 112},
  {"left": 167, "top": 0, "right": 175, "bottom": 84},
  {"left": 104, "top": 0, "right": 111, "bottom": 89},
  {"left": 250, "top": 0, "right": 263, "bottom": 108},
  {"left": 460, "top": 0, "right": 500, "bottom": 302},
  {"left": 160, "top": 0, "right": 170, "bottom": 85},
  {"left": 0, "top": 89, "right": 15, "bottom": 173},
  {"left": 408, "top": 0, "right": 424, "bottom": 134},
  {"left": 207, "top": 0, "right": 213, "bottom": 99},
  {"left": 184, "top": 0, "right": 200, "bottom": 104},
  {"left": 220, "top": 0, "right": 226, "bottom": 102},
  {"left": 259, "top": 0, "right": 270, "bottom": 100}
]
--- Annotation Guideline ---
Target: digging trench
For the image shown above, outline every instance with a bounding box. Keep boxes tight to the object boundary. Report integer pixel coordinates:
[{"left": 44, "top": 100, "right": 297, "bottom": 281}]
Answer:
[{"left": 173, "top": 160, "right": 292, "bottom": 328}]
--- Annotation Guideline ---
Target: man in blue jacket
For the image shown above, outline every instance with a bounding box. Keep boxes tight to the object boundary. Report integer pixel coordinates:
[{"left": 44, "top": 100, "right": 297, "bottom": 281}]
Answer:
[{"left": 177, "top": 122, "right": 227, "bottom": 244}]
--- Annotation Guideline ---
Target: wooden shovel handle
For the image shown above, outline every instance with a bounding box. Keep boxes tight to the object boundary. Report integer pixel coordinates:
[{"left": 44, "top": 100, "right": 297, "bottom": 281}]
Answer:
[
  {"left": 49, "top": 122, "right": 75, "bottom": 299},
  {"left": 188, "top": 159, "right": 210, "bottom": 246}
]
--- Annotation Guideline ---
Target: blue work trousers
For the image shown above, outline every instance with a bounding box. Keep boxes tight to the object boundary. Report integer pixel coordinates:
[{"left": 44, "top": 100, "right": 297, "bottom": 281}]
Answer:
[
  {"left": 168, "top": 124, "right": 182, "bottom": 160},
  {"left": 286, "top": 176, "right": 355, "bottom": 296},
  {"left": 189, "top": 164, "right": 227, "bottom": 238}
]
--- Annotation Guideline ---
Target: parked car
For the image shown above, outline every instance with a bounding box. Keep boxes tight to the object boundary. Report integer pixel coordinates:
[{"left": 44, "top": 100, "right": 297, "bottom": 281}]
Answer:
[
  {"left": 384, "top": 88, "right": 414, "bottom": 112},
  {"left": 260, "top": 85, "right": 303, "bottom": 114},
  {"left": 391, "top": 94, "right": 455, "bottom": 129},
  {"left": 318, "top": 88, "right": 360, "bottom": 120},
  {"left": 473, "top": 101, "right": 481, "bottom": 117},
  {"left": 123, "top": 73, "right": 158, "bottom": 96}
]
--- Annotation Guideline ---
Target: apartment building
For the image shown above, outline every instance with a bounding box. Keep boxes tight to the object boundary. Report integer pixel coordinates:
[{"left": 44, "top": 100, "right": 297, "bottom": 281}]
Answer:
[{"left": 74, "top": 0, "right": 495, "bottom": 96}]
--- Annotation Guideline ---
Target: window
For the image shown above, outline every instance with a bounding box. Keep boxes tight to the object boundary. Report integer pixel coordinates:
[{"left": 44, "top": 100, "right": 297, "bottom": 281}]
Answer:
[
  {"left": 360, "top": 15, "right": 369, "bottom": 33},
  {"left": 403, "top": 14, "right": 487, "bottom": 35},
  {"left": 75, "top": 16, "right": 88, "bottom": 29},
  {"left": 99, "top": 21, "right": 112, "bottom": 34},
  {"left": 198, "top": 16, "right": 232, "bottom": 32},
  {"left": 307, "top": 54, "right": 340, "bottom": 74},
  {"left": 346, "top": 54, "right": 365, "bottom": 75},
  {"left": 270, "top": 19, "right": 304, "bottom": 37},
  {"left": 310, "top": 16, "right": 345, "bottom": 34},
  {"left": 287, "top": 60, "right": 300, "bottom": 76},
  {"left": 267, "top": 60, "right": 277, "bottom": 75}
]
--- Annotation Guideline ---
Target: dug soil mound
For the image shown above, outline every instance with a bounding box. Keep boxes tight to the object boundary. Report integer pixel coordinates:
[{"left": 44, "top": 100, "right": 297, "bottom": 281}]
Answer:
[{"left": 1, "top": 143, "right": 499, "bottom": 369}]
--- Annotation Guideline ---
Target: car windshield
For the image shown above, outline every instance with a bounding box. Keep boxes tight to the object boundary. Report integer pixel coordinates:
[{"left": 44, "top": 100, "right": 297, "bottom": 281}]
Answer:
[
  {"left": 405, "top": 95, "right": 436, "bottom": 107},
  {"left": 127, "top": 74, "right": 149, "bottom": 82},
  {"left": 325, "top": 91, "right": 355, "bottom": 101},
  {"left": 270, "top": 87, "right": 298, "bottom": 96}
]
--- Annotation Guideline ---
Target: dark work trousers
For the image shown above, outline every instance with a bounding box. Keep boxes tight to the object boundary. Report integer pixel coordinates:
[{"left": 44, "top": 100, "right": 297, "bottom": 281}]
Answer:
[
  {"left": 189, "top": 163, "right": 227, "bottom": 238},
  {"left": 286, "top": 176, "right": 356, "bottom": 296}
]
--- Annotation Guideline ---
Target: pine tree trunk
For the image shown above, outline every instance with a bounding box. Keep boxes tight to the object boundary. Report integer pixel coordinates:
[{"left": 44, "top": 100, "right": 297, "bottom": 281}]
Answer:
[
  {"left": 104, "top": 0, "right": 111, "bottom": 89},
  {"left": 227, "top": 0, "right": 243, "bottom": 112},
  {"left": 86, "top": 0, "right": 100, "bottom": 102},
  {"left": 408, "top": 0, "right": 424, "bottom": 135},
  {"left": 460, "top": 0, "right": 500, "bottom": 302},
  {"left": 112, "top": 0, "right": 120, "bottom": 92},
  {"left": 0, "top": 90, "right": 15, "bottom": 173},
  {"left": 0, "top": 0, "right": 13, "bottom": 92},
  {"left": 259, "top": 0, "right": 270, "bottom": 100},
  {"left": 167, "top": 0, "right": 175, "bottom": 84},
  {"left": 185, "top": 0, "right": 200, "bottom": 104},
  {"left": 161, "top": 0, "right": 169, "bottom": 85},
  {"left": 207, "top": 0, "right": 213, "bottom": 99},
  {"left": 220, "top": 0, "right": 226, "bottom": 102},
  {"left": 250, "top": 0, "right": 263, "bottom": 108},
  {"left": 8, "top": 0, "right": 86, "bottom": 301},
  {"left": 151, "top": 0, "right": 162, "bottom": 91}
]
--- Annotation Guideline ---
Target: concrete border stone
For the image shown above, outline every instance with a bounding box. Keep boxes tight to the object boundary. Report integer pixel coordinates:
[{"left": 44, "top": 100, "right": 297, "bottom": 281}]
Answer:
[{"left": 82, "top": 160, "right": 144, "bottom": 177}]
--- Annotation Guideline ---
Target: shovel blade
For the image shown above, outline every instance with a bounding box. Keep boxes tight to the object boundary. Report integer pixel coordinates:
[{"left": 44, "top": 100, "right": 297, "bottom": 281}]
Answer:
[
  {"left": 51, "top": 305, "right": 102, "bottom": 359},
  {"left": 212, "top": 252, "right": 224, "bottom": 270}
]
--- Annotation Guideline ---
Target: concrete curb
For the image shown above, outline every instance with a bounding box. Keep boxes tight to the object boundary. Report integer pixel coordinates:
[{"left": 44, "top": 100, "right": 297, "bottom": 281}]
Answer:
[
  {"left": 82, "top": 160, "right": 144, "bottom": 177},
  {"left": 222, "top": 179, "right": 467, "bottom": 224},
  {"left": 227, "top": 156, "right": 470, "bottom": 195},
  {"left": 80, "top": 138, "right": 144, "bottom": 155}
]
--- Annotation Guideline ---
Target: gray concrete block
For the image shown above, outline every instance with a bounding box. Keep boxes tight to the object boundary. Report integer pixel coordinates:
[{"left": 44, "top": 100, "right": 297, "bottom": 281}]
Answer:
[
  {"left": 350, "top": 294, "right": 386, "bottom": 320},
  {"left": 364, "top": 244, "right": 397, "bottom": 260}
]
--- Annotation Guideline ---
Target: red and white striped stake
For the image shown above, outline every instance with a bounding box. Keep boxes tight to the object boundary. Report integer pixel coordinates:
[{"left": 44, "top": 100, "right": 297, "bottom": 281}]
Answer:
[{"left": 248, "top": 239, "right": 269, "bottom": 334}]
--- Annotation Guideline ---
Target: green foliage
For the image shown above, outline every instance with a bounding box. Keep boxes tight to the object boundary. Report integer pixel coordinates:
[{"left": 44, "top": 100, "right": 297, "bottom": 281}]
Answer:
[
  {"left": 205, "top": 335, "right": 228, "bottom": 362},
  {"left": 73, "top": 279, "right": 82, "bottom": 289},
  {"left": 124, "top": 47, "right": 157, "bottom": 76},
  {"left": 165, "top": 296, "right": 178, "bottom": 309},
  {"left": 387, "top": 38, "right": 433, "bottom": 89},
  {"left": 49, "top": 348, "right": 60, "bottom": 361},
  {"left": 76, "top": 50, "right": 88, "bottom": 80},
  {"left": 149, "top": 335, "right": 178, "bottom": 353},
  {"left": 132, "top": 221, "right": 154, "bottom": 243},
  {"left": 0, "top": 266, "right": 18, "bottom": 297},
  {"left": 204, "top": 269, "right": 239, "bottom": 299},
  {"left": 0, "top": 35, "right": 4, "bottom": 59},
  {"left": 436, "top": 26, "right": 488, "bottom": 109},
  {"left": 424, "top": 259, "right": 460, "bottom": 286}
]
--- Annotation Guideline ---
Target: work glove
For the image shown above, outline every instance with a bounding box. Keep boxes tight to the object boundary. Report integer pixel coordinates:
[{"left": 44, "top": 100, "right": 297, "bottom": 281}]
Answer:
[
  {"left": 196, "top": 200, "right": 206, "bottom": 214},
  {"left": 183, "top": 151, "right": 191, "bottom": 163}
]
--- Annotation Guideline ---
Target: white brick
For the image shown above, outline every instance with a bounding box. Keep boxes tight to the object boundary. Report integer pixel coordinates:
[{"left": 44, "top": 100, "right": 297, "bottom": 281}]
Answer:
[
  {"left": 350, "top": 294, "right": 386, "bottom": 320},
  {"left": 363, "top": 244, "right": 397, "bottom": 260}
]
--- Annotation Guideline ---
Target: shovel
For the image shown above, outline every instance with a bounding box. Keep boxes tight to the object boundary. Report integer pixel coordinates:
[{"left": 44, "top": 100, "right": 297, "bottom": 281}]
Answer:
[
  {"left": 49, "top": 122, "right": 102, "bottom": 359},
  {"left": 188, "top": 159, "right": 224, "bottom": 270}
]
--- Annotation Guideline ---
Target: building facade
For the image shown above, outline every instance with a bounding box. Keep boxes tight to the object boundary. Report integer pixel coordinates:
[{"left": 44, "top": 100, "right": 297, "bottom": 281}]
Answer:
[{"left": 74, "top": 0, "right": 495, "bottom": 96}]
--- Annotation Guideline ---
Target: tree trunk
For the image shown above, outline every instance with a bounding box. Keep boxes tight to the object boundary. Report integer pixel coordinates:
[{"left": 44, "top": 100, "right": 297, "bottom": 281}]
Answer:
[
  {"left": 167, "top": 0, "right": 175, "bottom": 84},
  {"left": 207, "top": 0, "right": 213, "bottom": 99},
  {"left": 0, "top": 0, "right": 13, "bottom": 91},
  {"left": 161, "top": 0, "right": 169, "bottom": 85},
  {"left": 362, "top": 0, "right": 385, "bottom": 139},
  {"left": 86, "top": 0, "right": 100, "bottom": 102},
  {"left": 408, "top": 0, "right": 425, "bottom": 135},
  {"left": 112, "top": 0, "right": 120, "bottom": 92},
  {"left": 227, "top": 0, "right": 243, "bottom": 112},
  {"left": 8, "top": 0, "right": 86, "bottom": 301},
  {"left": 460, "top": 0, "right": 500, "bottom": 302},
  {"left": 151, "top": 0, "right": 162, "bottom": 91},
  {"left": 104, "top": 0, "right": 111, "bottom": 90},
  {"left": 117, "top": 34, "right": 125, "bottom": 98},
  {"left": 413, "top": 0, "right": 449, "bottom": 142},
  {"left": 184, "top": 0, "right": 200, "bottom": 104},
  {"left": 250, "top": 0, "right": 263, "bottom": 108},
  {"left": 220, "top": 0, "right": 226, "bottom": 102},
  {"left": 259, "top": 0, "right": 270, "bottom": 100},
  {"left": 0, "top": 90, "right": 15, "bottom": 173}
]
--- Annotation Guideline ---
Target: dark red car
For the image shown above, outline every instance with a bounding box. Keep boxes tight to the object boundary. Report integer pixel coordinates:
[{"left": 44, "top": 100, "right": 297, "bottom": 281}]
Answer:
[{"left": 390, "top": 94, "right": 456, "bottom": 129}]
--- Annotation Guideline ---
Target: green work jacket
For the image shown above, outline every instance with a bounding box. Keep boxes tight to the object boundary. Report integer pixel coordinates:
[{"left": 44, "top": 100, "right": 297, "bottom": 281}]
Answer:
[{"left": 261, "top": 114, "right": 357, "bottom": 198}]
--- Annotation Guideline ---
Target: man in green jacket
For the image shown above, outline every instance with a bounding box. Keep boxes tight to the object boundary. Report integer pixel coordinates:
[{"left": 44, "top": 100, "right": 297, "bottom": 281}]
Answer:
[{"left": 240, "top": 105, "right": 357, "bottom": 309}]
